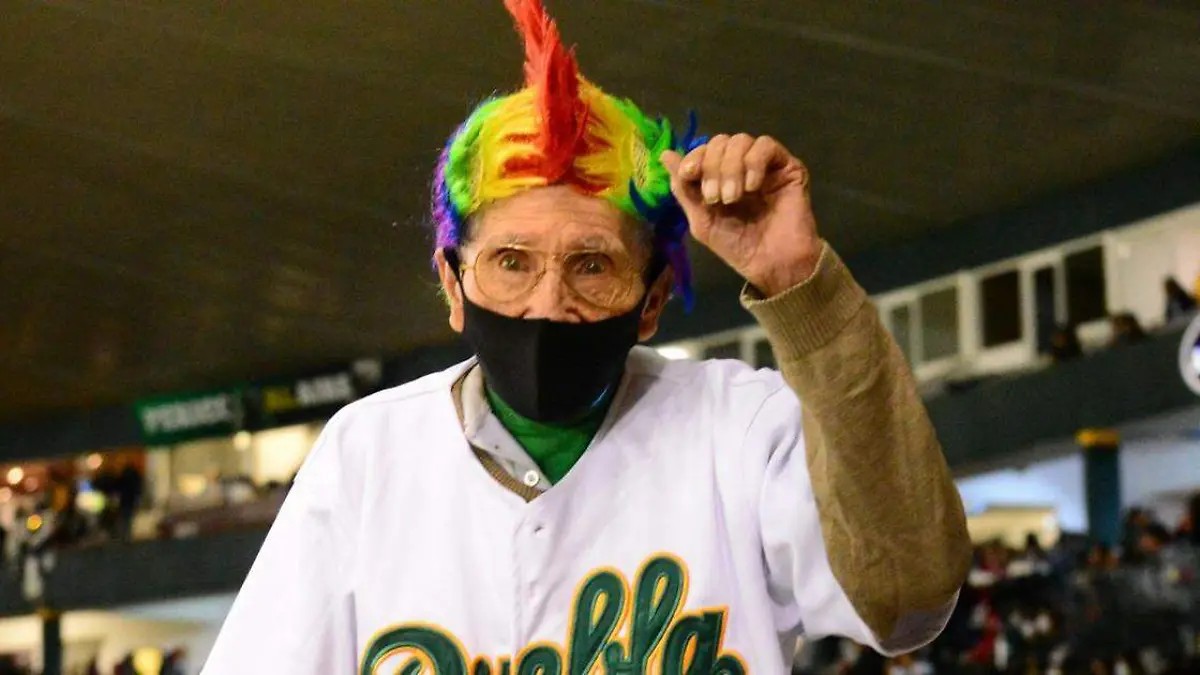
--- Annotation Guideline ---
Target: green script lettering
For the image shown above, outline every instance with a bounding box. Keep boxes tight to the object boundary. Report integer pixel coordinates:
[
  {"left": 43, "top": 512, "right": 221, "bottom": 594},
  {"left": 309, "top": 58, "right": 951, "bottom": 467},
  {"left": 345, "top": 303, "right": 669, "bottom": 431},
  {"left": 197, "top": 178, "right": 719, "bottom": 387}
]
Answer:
[
  {"left": 567, "top": 570, "right": 626, "bottom": 675},
  {"left": 518, "top": 646, "right": 563, "bottom": 675},
  {"left": 663, "top": 612, "right": 724, "bottom": 675},
  {"left": 603, "top": 556, "right": 685, "bottom": 675},
  {"left": 360, "top": 626, "right": 467, "bottom": 675},
  {"left": 361, "top": 555, "right": 746, "bottom": 675}
]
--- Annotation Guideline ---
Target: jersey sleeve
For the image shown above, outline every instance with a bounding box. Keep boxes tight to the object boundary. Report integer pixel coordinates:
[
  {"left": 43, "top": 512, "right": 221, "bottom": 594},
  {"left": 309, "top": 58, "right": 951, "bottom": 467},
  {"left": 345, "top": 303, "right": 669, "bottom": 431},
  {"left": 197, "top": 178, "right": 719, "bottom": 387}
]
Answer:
[
  {"left": 201, "top": 417, "right": 359, "bottom": 674},
  {"left": 748, "top": 387, "right": 956, "bottom": 657}
]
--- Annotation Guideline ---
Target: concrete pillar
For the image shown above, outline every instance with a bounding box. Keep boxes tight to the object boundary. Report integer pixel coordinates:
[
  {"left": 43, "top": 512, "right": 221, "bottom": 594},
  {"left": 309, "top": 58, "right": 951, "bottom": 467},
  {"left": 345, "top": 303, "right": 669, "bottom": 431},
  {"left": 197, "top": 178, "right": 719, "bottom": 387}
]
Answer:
[
  {"left": 1078, "top": 429, "right": 1122, "bottom": 547},
  {"left": 40, "top": 608, "right": 63, "bottom": 675}
]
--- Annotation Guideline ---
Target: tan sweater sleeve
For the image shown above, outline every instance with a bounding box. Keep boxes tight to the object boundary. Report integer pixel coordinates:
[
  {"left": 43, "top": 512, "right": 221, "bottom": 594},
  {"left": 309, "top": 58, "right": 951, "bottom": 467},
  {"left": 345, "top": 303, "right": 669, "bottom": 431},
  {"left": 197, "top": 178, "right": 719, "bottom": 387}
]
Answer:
[{"left": 741, "top": 243, "right": 971, "bottom": 651}]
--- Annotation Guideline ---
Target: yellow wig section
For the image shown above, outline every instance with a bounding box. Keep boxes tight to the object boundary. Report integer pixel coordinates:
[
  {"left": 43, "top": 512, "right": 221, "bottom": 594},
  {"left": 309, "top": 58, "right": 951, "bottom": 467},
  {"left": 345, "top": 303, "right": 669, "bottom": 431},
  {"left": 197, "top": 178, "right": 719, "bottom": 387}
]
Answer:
[{"left": 449, "top": 79, "right": 652, "bottom": 220}]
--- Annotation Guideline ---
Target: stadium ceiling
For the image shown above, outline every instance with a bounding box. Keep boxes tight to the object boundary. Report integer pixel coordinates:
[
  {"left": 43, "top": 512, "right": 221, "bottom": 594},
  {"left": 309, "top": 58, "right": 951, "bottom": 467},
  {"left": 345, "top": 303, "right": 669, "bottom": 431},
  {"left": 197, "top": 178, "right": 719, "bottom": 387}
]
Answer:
[{"left": 2, "top": 0, "right": 1198, "bottom": 421}]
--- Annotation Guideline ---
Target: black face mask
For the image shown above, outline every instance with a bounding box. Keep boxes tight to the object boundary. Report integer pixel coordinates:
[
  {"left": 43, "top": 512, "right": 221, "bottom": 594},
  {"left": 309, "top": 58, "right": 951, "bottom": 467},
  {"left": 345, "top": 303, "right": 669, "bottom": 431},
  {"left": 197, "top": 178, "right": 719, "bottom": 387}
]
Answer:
[{"left": 446, "top": 248, "right": 646, "bottom": 425}]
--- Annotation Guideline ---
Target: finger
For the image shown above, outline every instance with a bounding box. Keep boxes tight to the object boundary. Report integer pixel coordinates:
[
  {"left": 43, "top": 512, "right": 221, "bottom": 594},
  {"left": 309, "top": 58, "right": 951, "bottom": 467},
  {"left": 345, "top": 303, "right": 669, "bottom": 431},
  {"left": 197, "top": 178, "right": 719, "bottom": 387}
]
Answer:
[
  {"left": 744, "top": 135, "right": 787, "bottom": 192},
  {"left": 660, "top": 149, "right": 683, "bottom": 178},
  {"left": 700, "top": 135, "right": 729, "bottom": 205},
  {"left": 663, "top": 150, "right": 704, "bottom": 208},
  {"left": 719, "top": 133, "right": 755, "bottom": 204},
  {"left": 678, "top": 146, "right": 706, "bottom": 182}
]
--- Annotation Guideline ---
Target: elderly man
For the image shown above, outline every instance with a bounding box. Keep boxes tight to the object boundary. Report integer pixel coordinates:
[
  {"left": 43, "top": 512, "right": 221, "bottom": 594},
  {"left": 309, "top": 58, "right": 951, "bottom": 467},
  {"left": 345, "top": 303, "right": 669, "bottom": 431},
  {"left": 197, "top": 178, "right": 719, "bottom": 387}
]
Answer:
[{"left": 202, "top": 1, "right": 970, "bottom": 673}]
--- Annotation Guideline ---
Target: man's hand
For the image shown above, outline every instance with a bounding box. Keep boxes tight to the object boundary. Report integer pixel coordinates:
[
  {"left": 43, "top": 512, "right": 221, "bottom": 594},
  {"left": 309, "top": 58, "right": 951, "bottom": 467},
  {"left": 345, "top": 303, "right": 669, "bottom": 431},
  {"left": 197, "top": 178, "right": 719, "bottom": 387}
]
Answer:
[{"left": 661, "top": 135, "right": 822, "bottom": 297}]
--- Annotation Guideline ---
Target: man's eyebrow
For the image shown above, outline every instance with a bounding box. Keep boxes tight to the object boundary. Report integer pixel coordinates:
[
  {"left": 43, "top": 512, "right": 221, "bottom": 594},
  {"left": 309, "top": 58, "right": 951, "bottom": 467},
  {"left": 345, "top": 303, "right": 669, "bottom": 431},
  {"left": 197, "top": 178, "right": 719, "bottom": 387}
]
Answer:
[
  {"left": 569, "top": 235, "right": 623, "bottom": 251},
  {"left": 489, "top": 233, "right": 533, "bottom": 246}
]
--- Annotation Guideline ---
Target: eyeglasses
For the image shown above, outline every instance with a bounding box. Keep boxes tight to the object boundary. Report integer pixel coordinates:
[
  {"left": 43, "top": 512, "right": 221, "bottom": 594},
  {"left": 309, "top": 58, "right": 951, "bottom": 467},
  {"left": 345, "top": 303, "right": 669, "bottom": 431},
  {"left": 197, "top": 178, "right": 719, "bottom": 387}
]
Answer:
[{"left": 455, "top": 244, "right": 644, "bottom": 311}]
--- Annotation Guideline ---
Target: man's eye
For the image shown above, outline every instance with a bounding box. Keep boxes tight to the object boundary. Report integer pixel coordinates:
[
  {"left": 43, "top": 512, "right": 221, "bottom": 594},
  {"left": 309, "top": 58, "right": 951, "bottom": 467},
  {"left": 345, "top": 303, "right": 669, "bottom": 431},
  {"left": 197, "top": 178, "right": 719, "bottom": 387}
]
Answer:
[
  {"left": 573, "top": 253, "right": 612, "bottom": 276},
  {"left": 493, "top": 249, "right": 530, "bottom": 272}
]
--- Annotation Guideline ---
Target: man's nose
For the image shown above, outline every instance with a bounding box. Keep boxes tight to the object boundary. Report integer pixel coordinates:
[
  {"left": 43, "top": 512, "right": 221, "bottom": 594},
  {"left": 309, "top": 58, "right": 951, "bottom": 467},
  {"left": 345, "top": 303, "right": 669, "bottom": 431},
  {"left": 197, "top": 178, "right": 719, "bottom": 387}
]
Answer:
[{"left": 524, "top": 268, "right": 580, "bottom": 322}]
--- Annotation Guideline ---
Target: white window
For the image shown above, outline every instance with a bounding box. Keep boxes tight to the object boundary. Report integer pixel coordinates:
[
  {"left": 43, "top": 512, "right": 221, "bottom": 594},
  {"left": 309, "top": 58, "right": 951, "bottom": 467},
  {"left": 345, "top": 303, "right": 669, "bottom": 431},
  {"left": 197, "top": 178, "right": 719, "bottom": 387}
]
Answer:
[
  {"left": 879, "top": 282, "right": 962, "bottom": 373},
  {"left": 753, "top": 338, "right": 775, "bottom": 370},
  {"left": 889, "top": 303, "right": 915, "bottom": 364},
  {"left": 1064, "top": 246, "right": 1107, "bottom": 326},
  {"left": 1107, "top": 204, "right": 1200, "bottom": 329},
  {"left": 979, "top": 269, "right": 1022, "bottom": 348},
  {"left": 920, "top": 286, "right": 961, "bottom": 361}
]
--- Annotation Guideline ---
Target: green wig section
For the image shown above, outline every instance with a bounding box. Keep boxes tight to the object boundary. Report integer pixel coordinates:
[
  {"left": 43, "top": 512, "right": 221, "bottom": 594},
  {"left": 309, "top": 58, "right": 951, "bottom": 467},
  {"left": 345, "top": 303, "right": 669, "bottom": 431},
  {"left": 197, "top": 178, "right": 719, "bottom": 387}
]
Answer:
[{"left": 444, "top": 97, "right": 506, "bottom": 219}]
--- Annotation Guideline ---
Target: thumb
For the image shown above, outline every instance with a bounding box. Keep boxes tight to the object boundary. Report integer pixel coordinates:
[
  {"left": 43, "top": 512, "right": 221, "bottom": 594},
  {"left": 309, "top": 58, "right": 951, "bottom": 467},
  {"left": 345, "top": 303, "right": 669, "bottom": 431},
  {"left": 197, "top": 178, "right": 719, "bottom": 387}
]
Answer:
[
  {"left": 660, "top": 149, "right": 683, "bottom": 178},
  {"left": 658, "top": 149, "right": 703, "bottom": 211}
]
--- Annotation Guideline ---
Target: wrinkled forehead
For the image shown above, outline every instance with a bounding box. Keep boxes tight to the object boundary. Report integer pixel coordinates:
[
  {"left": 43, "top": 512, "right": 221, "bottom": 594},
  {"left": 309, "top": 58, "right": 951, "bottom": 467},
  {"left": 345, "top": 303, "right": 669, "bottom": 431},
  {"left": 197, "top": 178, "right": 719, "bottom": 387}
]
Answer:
[{"left": 468, "top": 186, "right": 649, "bottom": 254}]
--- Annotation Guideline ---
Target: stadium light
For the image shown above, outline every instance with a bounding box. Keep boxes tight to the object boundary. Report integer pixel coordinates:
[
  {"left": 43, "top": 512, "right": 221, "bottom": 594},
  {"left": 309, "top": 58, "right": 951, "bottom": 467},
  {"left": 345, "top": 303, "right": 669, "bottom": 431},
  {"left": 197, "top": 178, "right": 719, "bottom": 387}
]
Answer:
[{"left": 655, "top": 345, "right": 694, "bottom": 361}]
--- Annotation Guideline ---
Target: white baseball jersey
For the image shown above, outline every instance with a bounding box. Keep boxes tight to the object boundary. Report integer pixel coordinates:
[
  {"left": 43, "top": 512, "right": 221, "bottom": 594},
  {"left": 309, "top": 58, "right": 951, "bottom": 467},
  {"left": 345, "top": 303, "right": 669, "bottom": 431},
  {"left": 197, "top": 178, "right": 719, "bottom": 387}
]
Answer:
[{"left": 202, "top": 347, "right": 939, "bottom": 674}]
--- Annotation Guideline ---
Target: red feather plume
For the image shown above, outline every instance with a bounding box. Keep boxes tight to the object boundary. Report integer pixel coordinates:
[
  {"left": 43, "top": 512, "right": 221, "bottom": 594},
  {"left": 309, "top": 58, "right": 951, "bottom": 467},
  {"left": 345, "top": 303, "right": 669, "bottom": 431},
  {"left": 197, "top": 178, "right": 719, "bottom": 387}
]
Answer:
[{"left": 501, "top": 0, "right": 590, "bottom": 185}]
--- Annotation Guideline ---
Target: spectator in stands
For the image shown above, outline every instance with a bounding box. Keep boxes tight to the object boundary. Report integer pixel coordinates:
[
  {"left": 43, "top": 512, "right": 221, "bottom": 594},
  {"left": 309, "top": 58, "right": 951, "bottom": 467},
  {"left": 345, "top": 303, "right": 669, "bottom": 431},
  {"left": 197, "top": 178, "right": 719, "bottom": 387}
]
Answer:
[
  {"left": 114, "top": 457, "right": 144, "bottom": 541},
  {"left": 1121, "top": 508, "right": 1157, "bottom": 563},
  {"left": 1084, "top": 542, "right": 1118, "bottom": 573},
  {"left": 1135, "top": 522, "right": 1172, "bottom": 559},
  {"left": 114, "top": 653, "right": 137, "bottom": 675},
  {"left": 1179, "top": 493, "right": 1200, "bottom": 544},
  {"left": 160, "top": 647, "right": 188, "bottom": 675},
  {"left": 1165, "top": 277, "right": 1198, "bottom": 323},
  {"left": 1050, "top": 323, "right": 1084, "bottom": 363},
  {"left": 49, "top": 483, "right": 86, "bottom": 548},
  {"left": 1010, "top": 532, "right": 1053, "bottom": 578},
  {"left": 1124, "top": 522, "right": 1192, "bottom": 667},
  {"left": 3, "top": 505, "right": 29, "bottom": 573},
  {"left": 0, "top": 656, "right": 28, "bottom": 675},
  {"left": 797, "top": 498, "right": 1200, "bottom": 675},
  {"left": 1109, "top": 312, "right": 1147, "bottom": 347},
  {"left": 92, "top": 463, "right": 122, "bottom": 539},
  {"left": 883, "top": 652, "right": 933, "bottom": 675}
]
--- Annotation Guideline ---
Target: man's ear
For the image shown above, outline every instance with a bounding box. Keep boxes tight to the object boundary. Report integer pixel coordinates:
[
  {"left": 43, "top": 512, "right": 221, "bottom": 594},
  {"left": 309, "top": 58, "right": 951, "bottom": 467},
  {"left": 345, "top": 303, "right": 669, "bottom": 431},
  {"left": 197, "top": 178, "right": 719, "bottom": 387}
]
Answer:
[
  {"left": 637, "top": 267, "right": 675, "bottom": 342},
  {"left": 435, "top": 248, "right": 465, "bottom": 333}
]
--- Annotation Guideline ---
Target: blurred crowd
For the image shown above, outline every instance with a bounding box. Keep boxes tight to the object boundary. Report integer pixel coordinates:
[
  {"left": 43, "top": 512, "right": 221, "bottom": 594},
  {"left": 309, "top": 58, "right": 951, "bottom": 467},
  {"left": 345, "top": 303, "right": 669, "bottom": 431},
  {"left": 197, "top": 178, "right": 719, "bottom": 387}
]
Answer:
[
  {"left": 798, "top": 494, "right": 1200, "bottom": 675},
  {"left": 1, "top": 458, "right": 145, "bottom": 547},
  {"left": 1, "top": 455, "right": 292, "bottom": 604},
  {"left": 0, "top": 458, "right": 146, "bottom": 600},
  {"left": 1048, "top": 276, "right": 1197, "bottom": 364},
  {"left": 0, "top": 647, "right": 188, "bottom": 675}
]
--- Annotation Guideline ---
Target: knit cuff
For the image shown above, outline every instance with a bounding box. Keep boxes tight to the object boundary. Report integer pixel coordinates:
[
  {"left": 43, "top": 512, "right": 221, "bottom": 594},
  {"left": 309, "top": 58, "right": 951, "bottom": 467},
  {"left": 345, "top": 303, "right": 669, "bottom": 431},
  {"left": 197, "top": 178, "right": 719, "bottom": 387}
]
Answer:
[{"left": 740, "top": 243, "right": 869, "bottom": 357}]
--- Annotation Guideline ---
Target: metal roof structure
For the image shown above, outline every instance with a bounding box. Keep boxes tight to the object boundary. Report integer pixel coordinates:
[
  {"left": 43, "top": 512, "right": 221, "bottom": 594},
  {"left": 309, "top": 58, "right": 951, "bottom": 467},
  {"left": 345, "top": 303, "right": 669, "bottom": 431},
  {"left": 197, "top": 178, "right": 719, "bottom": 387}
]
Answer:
[{"left": 2, "top": 0, "right": 1198, "bottom": 421}]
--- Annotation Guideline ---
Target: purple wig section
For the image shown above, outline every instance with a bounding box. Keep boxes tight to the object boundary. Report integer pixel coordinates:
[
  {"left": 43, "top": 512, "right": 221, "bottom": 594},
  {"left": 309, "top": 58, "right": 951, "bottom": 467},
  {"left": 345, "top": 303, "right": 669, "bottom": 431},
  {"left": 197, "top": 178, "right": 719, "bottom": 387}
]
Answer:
[{"left": 430, "top": 131, "right": 466, "bottom": 268}]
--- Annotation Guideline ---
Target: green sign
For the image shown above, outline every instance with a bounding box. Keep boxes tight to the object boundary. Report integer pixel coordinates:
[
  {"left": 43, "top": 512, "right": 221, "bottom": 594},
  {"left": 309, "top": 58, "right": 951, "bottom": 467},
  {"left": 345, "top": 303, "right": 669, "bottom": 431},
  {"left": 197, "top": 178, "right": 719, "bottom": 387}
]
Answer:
[
  {"left": 135, "top": 389, "right": 244, "bottom": 446},
  {"left": 243, "top": 359, "right": 383, "bottom": 431}
]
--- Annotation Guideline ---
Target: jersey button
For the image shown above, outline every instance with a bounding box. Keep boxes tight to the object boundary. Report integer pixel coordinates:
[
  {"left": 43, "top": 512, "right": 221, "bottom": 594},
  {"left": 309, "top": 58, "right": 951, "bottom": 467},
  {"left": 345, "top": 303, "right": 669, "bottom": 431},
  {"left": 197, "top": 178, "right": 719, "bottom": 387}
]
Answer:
[{"left": 522, "top": 470, "right": 540, "bottom": 487}]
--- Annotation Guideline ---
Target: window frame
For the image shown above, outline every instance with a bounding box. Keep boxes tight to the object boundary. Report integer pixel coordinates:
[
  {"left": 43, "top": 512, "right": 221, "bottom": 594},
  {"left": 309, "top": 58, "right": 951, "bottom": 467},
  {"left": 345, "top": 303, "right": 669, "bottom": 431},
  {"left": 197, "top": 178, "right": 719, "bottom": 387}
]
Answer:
[{"left": 876, "top": 275, "right": 964, "bottom": 381}]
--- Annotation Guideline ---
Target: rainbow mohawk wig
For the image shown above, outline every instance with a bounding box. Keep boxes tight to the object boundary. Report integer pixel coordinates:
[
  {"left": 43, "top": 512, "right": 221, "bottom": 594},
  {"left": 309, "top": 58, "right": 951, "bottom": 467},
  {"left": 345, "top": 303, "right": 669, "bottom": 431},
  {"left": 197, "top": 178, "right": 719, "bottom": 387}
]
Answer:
[{"left": 431, "top": 0, "right": 705, "bottom": 309}]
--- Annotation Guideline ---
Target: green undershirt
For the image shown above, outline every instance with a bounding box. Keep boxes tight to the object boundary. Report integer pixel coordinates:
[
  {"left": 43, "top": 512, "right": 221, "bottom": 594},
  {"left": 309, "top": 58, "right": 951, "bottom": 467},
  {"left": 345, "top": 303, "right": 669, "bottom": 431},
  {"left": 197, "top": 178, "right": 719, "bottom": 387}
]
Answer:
[{"left": 485, "top": 387, "right": 609, "bottom": 485}]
